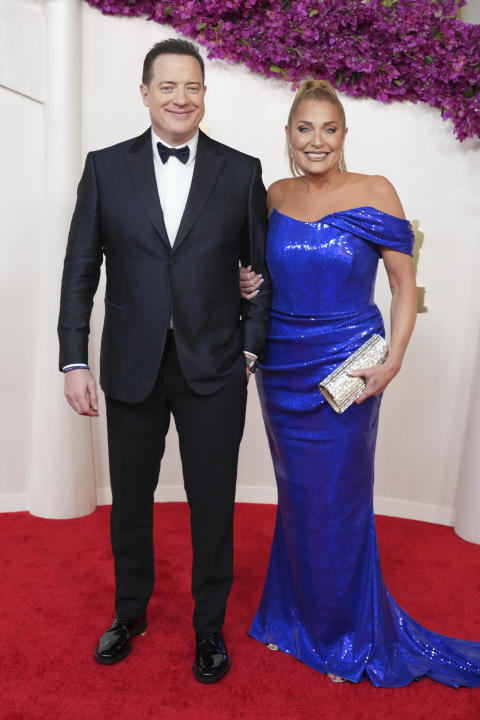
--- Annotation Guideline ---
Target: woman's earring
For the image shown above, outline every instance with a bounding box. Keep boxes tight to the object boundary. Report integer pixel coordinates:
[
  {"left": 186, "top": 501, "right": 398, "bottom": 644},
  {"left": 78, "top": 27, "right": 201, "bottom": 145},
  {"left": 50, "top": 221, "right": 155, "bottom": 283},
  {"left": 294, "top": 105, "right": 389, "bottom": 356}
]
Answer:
[
  {"left": 289, "top": 143, "right": 294, "bottom": 159},
  {"left": 338, "top": 149, "right": 344, "bottom": 173}
]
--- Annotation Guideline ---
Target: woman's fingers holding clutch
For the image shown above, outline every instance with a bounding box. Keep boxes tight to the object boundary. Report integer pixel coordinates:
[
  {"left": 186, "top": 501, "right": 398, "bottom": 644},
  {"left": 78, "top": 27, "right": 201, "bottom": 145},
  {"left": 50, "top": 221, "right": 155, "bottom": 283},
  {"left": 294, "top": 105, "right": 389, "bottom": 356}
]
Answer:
[
  {"left": 350, "top": 364, "right": 398, "bottom": 403},
  {"left": 239, "top": 265, "right": 264, "bottom": 299}
]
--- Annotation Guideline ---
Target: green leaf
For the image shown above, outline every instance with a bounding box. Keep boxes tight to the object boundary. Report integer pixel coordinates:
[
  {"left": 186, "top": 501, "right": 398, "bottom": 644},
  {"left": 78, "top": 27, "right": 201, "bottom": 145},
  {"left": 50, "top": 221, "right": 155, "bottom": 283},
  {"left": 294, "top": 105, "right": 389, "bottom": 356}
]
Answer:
[
  {"left": 394, "top": 79, "right": 405, "bottom": 86},
  {"left": 335, "top": 71, "right": 344, "bottom": 87},
  {"left": 424, "top": 55, "right": 434, "bottom": 66},
  {"left": 270, "top": 65, "right": 282, "bottom": 74},
  {"left": 197, "top": 22, "right": 207, "bottom": 30},
  {"left": 309, "top": 9, "right": 319, "bottom": 17},
  {"left": 462, "top": 86, "right": 478, "bottom": 99}
]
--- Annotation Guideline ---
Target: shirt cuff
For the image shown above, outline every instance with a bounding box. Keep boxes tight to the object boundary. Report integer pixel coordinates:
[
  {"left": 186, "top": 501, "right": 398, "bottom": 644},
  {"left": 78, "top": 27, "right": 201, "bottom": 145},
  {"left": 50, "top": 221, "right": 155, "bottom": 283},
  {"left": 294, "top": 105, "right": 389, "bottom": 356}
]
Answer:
[{"left": 243, "top": 351, "right": 258, "bottom": 360}]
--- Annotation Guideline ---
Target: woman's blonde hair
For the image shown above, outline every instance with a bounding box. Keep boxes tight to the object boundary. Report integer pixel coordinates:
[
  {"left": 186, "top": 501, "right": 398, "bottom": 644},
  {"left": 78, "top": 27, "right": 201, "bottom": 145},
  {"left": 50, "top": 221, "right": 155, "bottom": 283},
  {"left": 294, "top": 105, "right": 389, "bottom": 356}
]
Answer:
[{"left": 287, "top": 79, "right": 347, "bottom": 177}]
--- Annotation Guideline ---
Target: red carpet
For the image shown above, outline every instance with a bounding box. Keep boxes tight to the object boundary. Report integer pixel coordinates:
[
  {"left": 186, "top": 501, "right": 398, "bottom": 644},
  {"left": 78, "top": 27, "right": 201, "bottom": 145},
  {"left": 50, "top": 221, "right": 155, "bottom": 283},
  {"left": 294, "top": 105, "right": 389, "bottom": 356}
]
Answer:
[{"left": 1, "top": 503, "right": 479, "bottom": 720}]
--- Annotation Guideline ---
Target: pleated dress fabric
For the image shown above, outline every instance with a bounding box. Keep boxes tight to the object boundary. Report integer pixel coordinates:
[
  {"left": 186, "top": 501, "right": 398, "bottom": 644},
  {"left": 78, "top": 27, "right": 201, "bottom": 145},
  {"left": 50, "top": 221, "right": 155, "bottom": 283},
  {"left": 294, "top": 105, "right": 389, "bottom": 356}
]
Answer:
[{"left": 249, "top": 207, "right": 480, "bottom": 687}]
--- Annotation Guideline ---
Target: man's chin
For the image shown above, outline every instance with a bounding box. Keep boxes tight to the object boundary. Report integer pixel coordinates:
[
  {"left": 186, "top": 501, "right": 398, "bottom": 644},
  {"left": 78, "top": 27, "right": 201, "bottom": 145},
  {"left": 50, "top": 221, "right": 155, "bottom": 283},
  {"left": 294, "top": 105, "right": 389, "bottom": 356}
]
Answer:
[{"left": 168, "top": 128, "right": 199, "bottom": 145}]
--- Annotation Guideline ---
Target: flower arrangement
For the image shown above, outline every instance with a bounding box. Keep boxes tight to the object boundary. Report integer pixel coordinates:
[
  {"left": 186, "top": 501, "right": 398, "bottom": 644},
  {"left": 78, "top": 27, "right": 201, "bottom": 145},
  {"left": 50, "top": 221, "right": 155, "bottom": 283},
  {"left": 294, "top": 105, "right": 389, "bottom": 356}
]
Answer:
[{"left": 85, "top": 0, "right": 480, "bottom": 142}]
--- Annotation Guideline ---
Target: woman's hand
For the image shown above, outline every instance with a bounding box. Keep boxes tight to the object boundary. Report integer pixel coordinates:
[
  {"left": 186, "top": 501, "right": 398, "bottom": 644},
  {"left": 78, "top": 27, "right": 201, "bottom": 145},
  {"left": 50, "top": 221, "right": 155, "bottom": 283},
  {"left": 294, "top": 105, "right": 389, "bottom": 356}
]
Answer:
[
  {"left": 349, "top": 360, "right": 400, "bottom": 404},
  {"left": 240, "top": 265, "right": 263, "bottom": 300}
]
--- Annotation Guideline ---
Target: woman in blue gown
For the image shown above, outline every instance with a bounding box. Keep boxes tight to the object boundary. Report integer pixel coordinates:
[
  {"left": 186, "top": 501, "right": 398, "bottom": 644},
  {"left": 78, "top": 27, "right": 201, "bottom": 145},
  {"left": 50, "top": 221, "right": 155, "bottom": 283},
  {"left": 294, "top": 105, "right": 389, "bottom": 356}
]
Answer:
[{"left": 242, "top": 79, "right": 480, "bottom": 688}]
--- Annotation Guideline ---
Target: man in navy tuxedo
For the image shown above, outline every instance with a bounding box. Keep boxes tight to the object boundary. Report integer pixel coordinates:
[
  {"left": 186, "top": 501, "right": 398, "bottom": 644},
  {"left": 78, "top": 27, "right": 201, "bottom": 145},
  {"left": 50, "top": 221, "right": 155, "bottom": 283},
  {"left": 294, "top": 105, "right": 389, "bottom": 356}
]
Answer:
[{"left": 58, "top": 38, "right": 271, "bottom": 683}]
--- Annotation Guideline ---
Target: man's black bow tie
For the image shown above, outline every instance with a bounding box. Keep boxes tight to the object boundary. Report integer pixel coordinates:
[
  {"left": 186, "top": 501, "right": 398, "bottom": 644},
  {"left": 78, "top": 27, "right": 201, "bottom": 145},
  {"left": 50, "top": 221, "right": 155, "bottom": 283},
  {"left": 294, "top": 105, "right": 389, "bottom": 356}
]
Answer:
[{"left": 157, "top": 141, "right": 190, "bottom": 165}]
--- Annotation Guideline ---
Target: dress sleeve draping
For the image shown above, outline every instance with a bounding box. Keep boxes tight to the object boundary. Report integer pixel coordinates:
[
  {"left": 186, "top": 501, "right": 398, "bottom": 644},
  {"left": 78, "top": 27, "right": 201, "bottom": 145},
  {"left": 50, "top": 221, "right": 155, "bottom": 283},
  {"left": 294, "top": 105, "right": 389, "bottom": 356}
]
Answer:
[{"left": 326, "top": 207, "right": 414, "bottom": 256}]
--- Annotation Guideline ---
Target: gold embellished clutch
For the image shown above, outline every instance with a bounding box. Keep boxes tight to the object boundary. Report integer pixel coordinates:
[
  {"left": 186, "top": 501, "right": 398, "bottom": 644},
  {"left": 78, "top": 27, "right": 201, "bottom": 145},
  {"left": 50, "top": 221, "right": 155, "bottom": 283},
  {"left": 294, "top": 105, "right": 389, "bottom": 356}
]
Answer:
[{"left": 318, "top": 334, "right": 389, "bottom": 414}]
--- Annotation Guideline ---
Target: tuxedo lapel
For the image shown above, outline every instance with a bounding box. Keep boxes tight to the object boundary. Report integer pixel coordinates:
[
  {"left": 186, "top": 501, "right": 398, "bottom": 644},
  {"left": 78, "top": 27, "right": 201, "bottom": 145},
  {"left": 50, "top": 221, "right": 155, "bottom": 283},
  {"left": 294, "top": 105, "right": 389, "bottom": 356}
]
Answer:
[
  {"left": 171, "top": 131, "right": 225, "bottom": 256},
  {"left": 125, "top": 129, "right": 170, "bottom": 250}
]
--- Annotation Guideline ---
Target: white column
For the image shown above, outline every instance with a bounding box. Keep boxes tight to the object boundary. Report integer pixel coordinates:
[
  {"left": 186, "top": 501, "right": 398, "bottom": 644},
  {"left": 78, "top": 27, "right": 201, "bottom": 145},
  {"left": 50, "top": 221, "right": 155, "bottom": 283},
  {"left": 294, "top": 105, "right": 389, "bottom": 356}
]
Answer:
[
  {"left": 455, "top": 328, "right": 480, "bottom": 544},
  {"left": 442, "top": 0, "right": 479, "bottom": 542},
  {"left": 28, "top": 0, "right": 96, "bottom": 518}
]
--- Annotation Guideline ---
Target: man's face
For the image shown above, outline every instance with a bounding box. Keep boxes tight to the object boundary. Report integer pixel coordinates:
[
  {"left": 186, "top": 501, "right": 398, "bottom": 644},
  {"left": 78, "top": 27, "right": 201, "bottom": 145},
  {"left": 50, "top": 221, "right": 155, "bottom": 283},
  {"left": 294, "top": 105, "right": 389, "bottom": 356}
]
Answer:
[{"left": 140, "top": 54, "right": 206, "bottom": 146}]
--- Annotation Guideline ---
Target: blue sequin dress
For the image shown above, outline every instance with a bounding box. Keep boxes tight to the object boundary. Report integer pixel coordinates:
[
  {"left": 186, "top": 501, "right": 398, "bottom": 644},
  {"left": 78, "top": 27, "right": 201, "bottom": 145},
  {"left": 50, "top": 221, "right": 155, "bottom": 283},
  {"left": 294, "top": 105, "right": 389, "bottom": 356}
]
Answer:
[{"left": 249, "top": 207, "right": 480, "bottom": 687}]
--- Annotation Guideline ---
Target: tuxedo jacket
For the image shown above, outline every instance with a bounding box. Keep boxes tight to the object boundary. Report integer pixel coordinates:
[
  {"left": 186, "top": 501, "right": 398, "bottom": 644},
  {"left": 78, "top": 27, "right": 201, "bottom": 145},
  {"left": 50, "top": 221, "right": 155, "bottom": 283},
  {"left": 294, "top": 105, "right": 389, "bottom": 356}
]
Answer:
[{"left": 58, "top": 129, "right": 271, "bottom": 402}]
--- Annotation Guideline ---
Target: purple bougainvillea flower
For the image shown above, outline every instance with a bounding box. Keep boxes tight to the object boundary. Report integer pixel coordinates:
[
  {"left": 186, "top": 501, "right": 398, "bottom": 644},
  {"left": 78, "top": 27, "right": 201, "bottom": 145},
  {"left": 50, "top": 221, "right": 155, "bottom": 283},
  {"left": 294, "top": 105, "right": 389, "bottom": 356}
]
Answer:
[{"left": 84, "top": 0, "right": 480, "bottom": 142}]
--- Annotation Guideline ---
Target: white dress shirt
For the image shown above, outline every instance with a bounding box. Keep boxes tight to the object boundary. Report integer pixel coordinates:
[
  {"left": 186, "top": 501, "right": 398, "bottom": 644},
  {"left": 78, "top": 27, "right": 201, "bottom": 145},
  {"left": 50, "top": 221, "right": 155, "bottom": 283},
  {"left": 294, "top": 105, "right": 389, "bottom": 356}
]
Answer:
[{"left": 152, "top": 128, "right": 198, "bottom": 246}]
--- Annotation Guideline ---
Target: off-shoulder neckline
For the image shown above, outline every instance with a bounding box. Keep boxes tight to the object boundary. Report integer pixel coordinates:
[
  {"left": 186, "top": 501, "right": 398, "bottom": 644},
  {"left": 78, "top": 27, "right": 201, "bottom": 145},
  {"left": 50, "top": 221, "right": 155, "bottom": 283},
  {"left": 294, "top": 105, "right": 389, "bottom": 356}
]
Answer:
[{"left": 271, "top": 206, "right": 408, "bottom": 224}]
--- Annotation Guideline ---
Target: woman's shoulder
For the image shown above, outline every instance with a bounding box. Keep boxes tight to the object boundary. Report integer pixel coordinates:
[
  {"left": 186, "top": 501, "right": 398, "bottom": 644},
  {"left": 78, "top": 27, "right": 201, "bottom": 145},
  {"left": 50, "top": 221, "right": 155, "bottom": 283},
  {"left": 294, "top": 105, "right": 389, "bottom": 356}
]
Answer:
[
  {"left": 267, "top": 177, "right": 296, "bottom": 197},
  {"left": 346, "top": 172, "right": 393, "bottom": 191},
  {"left": 267, "top": 178, "right": 298, "bottom": 211},
  {"left": 347, "top": 173, "right": 405, "bottom": 219}
]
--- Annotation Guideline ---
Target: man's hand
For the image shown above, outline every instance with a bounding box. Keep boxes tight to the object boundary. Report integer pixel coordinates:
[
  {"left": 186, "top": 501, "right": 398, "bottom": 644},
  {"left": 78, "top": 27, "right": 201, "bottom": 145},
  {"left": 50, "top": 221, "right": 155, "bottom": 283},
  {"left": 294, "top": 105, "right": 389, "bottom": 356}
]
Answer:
[{"left": 64, "top": 369, "right": 99, "bottom": 416}]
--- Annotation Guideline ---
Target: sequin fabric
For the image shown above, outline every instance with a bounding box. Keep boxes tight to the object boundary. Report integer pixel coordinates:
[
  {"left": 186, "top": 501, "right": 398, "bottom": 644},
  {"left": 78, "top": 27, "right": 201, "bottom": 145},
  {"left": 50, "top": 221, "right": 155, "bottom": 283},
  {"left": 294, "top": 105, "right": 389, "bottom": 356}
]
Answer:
[{"left": 249, "top": 206, "right": 480, "bottom": 687}]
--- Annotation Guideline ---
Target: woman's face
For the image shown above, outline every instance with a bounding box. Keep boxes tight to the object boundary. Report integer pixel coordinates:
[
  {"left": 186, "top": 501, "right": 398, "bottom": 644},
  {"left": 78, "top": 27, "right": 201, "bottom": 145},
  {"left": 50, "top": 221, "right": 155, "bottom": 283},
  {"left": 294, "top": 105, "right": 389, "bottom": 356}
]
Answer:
[{"left": 287, "top": 99, "right": 347, "bottom": 176}]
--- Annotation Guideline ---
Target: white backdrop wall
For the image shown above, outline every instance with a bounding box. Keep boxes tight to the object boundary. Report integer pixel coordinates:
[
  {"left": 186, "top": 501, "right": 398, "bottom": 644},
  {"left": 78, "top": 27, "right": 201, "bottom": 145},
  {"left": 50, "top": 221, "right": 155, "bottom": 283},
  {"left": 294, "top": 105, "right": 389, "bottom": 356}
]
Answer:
[
  {"left": 1, "top": 1, "right": 480, "bottom": 532},
  {"left": 0, "top": 88, "right": 43, "bottom": 508}
]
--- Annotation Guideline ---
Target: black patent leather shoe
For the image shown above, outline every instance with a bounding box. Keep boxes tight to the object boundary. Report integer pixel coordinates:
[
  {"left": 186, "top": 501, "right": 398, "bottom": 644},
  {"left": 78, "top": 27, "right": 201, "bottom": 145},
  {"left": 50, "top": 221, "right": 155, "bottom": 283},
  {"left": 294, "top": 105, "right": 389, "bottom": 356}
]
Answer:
[
  {"left": 94, "top": 613, "right": 147, "bottom": 665},
  {"left": 193, "top": 631, "right": 231, "bottom": 683}
]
